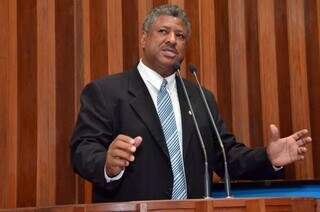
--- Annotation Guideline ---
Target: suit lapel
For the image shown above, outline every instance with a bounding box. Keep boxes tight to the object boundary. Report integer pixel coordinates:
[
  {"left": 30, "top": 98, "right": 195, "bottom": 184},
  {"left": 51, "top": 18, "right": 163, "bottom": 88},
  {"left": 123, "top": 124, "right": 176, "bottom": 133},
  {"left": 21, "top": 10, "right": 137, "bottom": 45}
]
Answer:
[
  {"left": 127, "top": 69, "right": 170, "bottom": 159},
  {"left": 176, "top": 77, "right": 195, "bottom": 159}
]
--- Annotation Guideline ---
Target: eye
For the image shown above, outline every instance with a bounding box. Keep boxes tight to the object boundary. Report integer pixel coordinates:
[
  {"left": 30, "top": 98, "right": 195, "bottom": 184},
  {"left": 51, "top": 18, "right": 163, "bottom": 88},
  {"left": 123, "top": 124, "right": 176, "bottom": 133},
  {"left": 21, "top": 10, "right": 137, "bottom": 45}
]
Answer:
[
  {"left": 176, "top": 32, "right": 186, "bottom": 41},
  {"left": 159, "top": 29, "right": 168, "bottom": 35}
]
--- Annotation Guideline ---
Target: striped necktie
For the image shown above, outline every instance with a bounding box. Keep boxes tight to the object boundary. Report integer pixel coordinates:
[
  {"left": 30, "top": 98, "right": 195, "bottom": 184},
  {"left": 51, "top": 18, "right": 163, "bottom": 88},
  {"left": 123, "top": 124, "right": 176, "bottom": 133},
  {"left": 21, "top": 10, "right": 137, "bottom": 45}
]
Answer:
[{"left": 157, "top": 79, "right": 187, "bottom": 199}]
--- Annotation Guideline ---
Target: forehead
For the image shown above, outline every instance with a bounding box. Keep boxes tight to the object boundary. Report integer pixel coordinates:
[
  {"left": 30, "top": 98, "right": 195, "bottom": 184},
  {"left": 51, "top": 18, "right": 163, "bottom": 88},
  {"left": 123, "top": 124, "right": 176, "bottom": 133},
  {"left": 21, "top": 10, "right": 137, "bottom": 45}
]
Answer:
[{"left": 151, "top": 15, "right": 186, "bottom": 31}]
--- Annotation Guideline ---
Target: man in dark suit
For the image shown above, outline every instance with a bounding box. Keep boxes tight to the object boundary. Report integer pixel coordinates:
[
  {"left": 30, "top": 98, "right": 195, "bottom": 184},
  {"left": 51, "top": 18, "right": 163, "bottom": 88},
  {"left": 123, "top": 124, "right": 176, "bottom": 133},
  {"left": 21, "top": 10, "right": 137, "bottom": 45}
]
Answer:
[{"left": 70, "top": 4, "right": 311, "bottom": 202}]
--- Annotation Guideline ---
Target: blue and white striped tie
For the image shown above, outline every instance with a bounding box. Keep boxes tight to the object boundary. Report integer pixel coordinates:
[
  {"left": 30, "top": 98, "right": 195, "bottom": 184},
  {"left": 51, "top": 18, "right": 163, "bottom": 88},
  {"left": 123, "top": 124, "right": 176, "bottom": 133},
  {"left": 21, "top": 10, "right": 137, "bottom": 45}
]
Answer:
[{"left": 157, "top": 79, "right": 187, "bottom": 199}]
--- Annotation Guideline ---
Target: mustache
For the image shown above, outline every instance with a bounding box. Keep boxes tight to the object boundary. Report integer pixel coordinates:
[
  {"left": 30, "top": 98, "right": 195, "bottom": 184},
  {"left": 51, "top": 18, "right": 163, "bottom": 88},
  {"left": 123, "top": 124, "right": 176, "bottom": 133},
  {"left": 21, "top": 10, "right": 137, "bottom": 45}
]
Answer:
[{"left": 161, "top": 45, "right": 178, "bottom": 54}]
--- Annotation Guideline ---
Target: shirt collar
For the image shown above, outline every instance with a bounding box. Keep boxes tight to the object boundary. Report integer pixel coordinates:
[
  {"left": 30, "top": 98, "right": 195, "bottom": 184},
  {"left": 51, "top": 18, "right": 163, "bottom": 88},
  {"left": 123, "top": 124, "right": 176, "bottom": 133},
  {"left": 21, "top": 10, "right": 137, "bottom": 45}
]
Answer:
[{"left": 137, "top": 60, "right": 176, "bottom": 92}]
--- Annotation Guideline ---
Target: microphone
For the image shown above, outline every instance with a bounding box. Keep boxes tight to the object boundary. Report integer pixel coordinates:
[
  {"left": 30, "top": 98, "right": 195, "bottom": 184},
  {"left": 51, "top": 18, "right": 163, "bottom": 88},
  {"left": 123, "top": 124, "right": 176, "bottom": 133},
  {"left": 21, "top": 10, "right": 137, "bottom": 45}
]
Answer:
[
  {"left": 188, "top": 64, "right": 232, "bottom": 198},
  {"left": 173, "top": 63, "right": 211, "bottom": 199}
]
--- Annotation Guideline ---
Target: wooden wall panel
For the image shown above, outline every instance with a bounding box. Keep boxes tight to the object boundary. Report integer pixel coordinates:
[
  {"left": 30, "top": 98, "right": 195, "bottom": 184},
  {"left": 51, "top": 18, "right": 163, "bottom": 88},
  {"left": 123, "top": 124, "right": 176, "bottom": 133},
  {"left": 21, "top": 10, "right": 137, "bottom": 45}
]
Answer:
[
  {"left": 1, "top": 0, "right": 320, "bottom": 209},
  {"left": 55, "top": 0, "right": 77, "bottom": 204},
  {"left": 257, "top": 0, "right": 279, "bottom": 145},
  {"left": 214, "top": 0, "right": 233, "bottom": 130},
  {"left": 305, "top": 0, "right": 320, "bottom": 179},
  {"left": 74, "top": 0, "right": 86, "bottom": 205},
  {"left": 245, "top": 0, "right": 263, "bottom": 147},
  {"left": 199, "top": 0, "right": 217, "bottom": 94},
  {"left": 0, "top": 57, "right": 9, "bottom": 207},
  {"left": 274, "top": 0, "right": 296, "bottom": 179},
  {"left": 17, "top": 0, "right": 38, "bottom": 207},
  {"left": 228, "top": 0, "right": 250, "bottom": 145},
  {"left": 0, "top": 0, "right": 9, "bottom": 208},
  {"left": 287, "top": 0, "right": 314, "bottom": 179},
  {"left": 36, "top": 0, "right": 56, "bottom": 206},
  {"left": 106, "top": 0, "right": 123, "bottom": 74},
  {"left": 274, "top": 0, "right": 292, "bottom": 144},
  {"left": 138, "top": 0, "right": 153, "bottom": 58},
  {"left": 122, "top": 0, "right": 140, "bottom": 70},
  {"left": 89, "top": 0, "right": 108, "bottom": 80},
  {"left": 185, "top": 0, "right": 200, "bottom": 79},
  {"left": 0, "top": 1, "right": 8, "bottom": 58},
  {"left": 7, "top": 0, "right": 18, "bottom": 208}
]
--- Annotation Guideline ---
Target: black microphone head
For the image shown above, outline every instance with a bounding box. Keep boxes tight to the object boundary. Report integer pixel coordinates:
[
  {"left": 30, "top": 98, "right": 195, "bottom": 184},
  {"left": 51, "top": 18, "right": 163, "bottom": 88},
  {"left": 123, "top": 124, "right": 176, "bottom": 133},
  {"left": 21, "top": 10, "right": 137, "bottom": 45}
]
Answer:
[
  {"left": 173, "top": 63, "right": 180, "bottom": 71},
  {"left": 188, "top": 64, "right": 198, "bottom": 74}
]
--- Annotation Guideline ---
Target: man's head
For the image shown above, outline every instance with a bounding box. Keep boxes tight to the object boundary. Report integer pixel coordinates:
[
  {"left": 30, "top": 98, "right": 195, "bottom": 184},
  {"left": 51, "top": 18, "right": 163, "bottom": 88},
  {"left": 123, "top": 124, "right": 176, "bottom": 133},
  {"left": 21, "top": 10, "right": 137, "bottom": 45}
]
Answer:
[{"left": 141, "top": 5, "right": 191, "bottom": 77}]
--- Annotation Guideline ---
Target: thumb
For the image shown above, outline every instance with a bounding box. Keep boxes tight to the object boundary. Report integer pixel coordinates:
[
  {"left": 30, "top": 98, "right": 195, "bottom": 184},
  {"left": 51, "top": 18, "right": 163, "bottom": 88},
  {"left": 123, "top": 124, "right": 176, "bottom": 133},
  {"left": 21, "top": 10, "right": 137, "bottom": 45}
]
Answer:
[
  {"left": 133, "top": 136, "right": 143, "bottom": 148},
  {"left": 269, "top": 124, "right": 280, "bottom": 142}
]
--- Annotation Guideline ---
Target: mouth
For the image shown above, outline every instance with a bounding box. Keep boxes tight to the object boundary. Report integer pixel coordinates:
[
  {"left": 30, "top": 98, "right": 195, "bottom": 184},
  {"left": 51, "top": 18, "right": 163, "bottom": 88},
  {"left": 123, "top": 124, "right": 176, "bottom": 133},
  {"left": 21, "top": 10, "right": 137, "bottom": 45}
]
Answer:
[{"left": 161, "top": 47, "right": 178, "bottom": 58}]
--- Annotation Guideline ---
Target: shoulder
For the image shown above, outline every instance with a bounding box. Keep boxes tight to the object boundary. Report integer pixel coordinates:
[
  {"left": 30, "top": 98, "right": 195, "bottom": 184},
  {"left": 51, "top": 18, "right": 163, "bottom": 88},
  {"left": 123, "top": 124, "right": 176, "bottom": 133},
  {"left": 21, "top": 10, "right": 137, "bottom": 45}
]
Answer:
[{"left": 93, "top": 68, "right": 135, "bottom": 88}]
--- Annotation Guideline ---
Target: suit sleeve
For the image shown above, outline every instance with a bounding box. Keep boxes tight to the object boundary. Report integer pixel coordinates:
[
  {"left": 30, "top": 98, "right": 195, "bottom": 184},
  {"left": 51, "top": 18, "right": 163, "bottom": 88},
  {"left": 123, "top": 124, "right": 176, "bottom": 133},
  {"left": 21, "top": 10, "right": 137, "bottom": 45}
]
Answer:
[
  {"left": 205, "top": 91, "right": 283, "bottom": 180},
  {"left": 70, "top": 82, "right": 121, "bottom": 190}
]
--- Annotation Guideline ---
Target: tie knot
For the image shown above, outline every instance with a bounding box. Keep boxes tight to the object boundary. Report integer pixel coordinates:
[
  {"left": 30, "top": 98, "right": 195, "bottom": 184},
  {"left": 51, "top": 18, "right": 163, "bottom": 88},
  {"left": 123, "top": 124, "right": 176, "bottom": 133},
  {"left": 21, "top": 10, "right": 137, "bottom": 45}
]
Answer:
[{"left": 161, "top": 79, "right": 168, "bottom": 88}]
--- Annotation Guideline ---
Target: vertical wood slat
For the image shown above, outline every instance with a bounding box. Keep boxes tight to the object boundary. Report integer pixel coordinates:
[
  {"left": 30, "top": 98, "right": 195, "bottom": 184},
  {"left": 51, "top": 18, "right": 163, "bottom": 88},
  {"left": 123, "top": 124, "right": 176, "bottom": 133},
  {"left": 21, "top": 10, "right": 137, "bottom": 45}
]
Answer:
[
  {"left": 74, "top": 0, "right": 84, "bottom": 205},
  {"left": 0, "top": 1, "right": 8, "bottom": 58},
  {"left": 77, "top": 0, "right": 92, "bottom": 204},
  {"left": 314, "top": 0, "right": 320, "bottom": 179},
  {"left": 17, "top": 0, "right": 38, "bottom": 207},
  {"left": 0, "top": 0, "right": 9, "bottom": 207},
  {"left": 245, "top": 0, "right": 263, "bottom": 147},
  {"left": 286, "top": 0, "right": 314, "bottom": 179},
  {"left": 138, "top": 0, "right": 153, "bottom": 58},
  {"left": 82, "top": 0, "right": 91, "bottom": 85},
  {"left": 89, "top": 0, "right": 108, "bottom": 80},
  {"left": 274, "top": 0, "right": 292, "bottom": 138},
  {"left": 55, "top": 0, "right": 77, "bottom": 205},
  {"left": 228, "top": 0, "right": 250, "bottom": 145},
  {"left": 184, "top": 0, "right": 200, "bottom": 80},
  {"left": 305, "top": 0, "right": 320, "bottom": 179},
  {"left": 257, "top": 0, "right": 280, "bottom": 145},
  {"left": 273, "top": 0, "right": 295, "bottom": 179},
  {"left": 0, "top": 56, "right": 8, "bottom": 207},
  {"left": 107, "top": 0, "right": 123, "bottom": 74},
  {"left": 122, "top": 0, "right": 139, "bottom": 70},
  {"left": 36, "top": 0, "right": 56, "bottom": 206},
  {"left": 214, "top": 0, "right": 233, "bottom": 130},
  {"left": 199, "top": 0, "right": 217, "bottom": 95},
  {"left": 7, "top": 0, "right": 18, "bottom": 208},
  {"left": 0, "top": 0, "right": 16, "bottom": 208}
]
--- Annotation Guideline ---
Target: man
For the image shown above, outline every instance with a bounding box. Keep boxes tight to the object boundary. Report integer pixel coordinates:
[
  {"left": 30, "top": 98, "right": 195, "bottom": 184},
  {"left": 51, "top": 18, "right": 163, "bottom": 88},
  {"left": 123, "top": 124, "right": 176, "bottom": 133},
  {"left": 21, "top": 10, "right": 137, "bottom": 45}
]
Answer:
[{"left": 70, "top": 4, "right": 311, "bottom": 202}]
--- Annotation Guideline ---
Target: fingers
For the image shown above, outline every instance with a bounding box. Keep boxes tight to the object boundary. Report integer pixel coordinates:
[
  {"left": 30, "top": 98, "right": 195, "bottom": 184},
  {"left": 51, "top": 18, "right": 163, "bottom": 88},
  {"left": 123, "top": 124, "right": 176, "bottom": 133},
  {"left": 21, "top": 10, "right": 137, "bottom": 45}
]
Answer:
[
  {"left": 111, "top": 156, "right": 129, "bottom": 168},
  {"left": 105, "top": 135, "right": 143, "bottom": 176},
  {"left": 110, "top": 149, "right": 135, "bottom": 162},
  {"left": 296, "top": 136, "right": 312, "bottom": 146},
  {"left": 297, "top": 147, "right": 307, "bottom": 154},
  {"left": 292, "top": 129, "right": 309, "bottom": 141},
  {"left": 269, "top": 124, "right": 280, "bottom": 142},
  {"left": 109, "top": 135, "right": 141, "bottom": 153}
]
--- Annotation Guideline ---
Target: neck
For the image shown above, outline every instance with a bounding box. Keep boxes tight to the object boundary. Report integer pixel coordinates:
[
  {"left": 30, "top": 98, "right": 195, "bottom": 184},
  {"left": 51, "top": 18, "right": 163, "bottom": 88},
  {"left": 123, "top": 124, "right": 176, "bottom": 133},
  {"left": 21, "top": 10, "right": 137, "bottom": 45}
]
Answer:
[{"left": 141, "top": 59, "right": 175, "bottom": 78}]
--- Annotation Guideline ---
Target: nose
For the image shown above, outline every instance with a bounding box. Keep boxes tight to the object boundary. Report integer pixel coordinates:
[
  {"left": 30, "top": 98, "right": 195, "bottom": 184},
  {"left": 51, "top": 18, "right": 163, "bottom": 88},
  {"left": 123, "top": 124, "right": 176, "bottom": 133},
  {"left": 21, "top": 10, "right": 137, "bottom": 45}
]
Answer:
[{"left": 166, "top": 32, "right": 177, "bottom": 44}]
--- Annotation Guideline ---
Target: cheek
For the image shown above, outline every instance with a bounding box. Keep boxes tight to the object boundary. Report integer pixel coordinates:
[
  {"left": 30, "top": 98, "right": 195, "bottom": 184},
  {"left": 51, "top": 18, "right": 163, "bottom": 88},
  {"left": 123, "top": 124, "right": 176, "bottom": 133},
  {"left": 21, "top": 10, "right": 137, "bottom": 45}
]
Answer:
[{"left": 177, "top": 44, "right": 186, "bottom": 55}]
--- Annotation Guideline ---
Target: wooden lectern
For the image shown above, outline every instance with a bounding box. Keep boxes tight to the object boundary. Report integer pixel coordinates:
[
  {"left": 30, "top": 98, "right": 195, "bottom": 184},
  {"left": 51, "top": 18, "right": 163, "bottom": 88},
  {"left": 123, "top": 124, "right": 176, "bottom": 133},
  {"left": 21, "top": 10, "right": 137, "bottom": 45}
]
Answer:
[{"left": 1, "top": 197, "right": 318, "bottom": 212}]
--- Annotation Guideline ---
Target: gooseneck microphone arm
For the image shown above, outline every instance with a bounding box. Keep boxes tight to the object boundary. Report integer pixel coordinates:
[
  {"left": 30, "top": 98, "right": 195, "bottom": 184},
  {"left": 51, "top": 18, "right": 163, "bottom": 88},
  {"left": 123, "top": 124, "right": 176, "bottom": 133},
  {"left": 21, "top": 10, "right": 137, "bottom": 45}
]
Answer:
[
  {"left": 188, "top": 64, "right": 232, "bottom": 198},
  {"left": 173, "top": 63, "right": 211, "bottom": 199}
]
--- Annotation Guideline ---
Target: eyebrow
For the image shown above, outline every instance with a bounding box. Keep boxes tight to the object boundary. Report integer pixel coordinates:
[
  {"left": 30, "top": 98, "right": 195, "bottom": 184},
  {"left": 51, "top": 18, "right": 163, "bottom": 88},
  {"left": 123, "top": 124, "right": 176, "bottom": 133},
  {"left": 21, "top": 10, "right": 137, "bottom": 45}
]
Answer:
[{"left": 158, "top": 26, "right": 185, "bottom": 33}]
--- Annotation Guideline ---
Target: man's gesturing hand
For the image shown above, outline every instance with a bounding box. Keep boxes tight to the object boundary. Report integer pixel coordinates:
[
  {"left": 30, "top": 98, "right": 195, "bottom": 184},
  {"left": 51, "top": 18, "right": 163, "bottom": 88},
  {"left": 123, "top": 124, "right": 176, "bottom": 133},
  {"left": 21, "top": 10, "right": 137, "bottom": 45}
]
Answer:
[
  {"left": 105, "top": 135, "right": 142, "bottom": 177},
  {"left": 266, "top": 124, "right": 312, "bottom": 167}
]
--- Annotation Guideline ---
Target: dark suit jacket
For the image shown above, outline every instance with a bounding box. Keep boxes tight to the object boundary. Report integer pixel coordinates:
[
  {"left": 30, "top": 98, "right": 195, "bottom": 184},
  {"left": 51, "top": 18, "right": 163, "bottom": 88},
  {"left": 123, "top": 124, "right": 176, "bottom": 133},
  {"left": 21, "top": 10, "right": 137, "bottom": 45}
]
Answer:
[{"left": 70, "top": 65, "right": 280, "bottom": 202}]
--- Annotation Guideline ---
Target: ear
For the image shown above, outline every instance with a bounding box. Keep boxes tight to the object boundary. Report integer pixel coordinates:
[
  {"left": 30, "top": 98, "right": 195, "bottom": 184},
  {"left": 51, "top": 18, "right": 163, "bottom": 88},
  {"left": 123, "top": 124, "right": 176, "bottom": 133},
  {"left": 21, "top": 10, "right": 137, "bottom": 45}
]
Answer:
[{"left": 140, "top": 31, "right": 147, "bottom": 49}]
